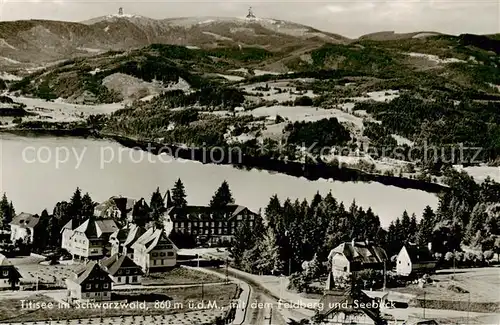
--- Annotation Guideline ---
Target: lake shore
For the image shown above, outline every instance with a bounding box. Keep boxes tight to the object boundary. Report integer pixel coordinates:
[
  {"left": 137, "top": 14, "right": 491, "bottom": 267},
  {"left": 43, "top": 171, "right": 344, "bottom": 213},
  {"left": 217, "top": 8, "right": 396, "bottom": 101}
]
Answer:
[{"left": 0, "top": 127, "right": 448, "bottom": 195}]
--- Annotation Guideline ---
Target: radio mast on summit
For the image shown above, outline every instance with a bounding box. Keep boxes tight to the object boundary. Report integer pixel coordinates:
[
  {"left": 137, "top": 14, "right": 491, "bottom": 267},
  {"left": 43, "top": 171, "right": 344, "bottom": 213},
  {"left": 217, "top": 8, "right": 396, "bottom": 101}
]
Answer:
[
  {"left": 246, "top": 6, "right": 256, "bottom": 19},
  {"left": 118, "top": 7, "right": 124, "bottom": 16}
]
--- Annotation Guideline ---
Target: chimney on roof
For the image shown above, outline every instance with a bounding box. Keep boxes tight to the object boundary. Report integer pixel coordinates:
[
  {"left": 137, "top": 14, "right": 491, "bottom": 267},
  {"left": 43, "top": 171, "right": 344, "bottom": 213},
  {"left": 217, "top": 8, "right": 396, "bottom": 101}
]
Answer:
[{"left": 118, "top": 7, "right": 123, "bottom": 16}]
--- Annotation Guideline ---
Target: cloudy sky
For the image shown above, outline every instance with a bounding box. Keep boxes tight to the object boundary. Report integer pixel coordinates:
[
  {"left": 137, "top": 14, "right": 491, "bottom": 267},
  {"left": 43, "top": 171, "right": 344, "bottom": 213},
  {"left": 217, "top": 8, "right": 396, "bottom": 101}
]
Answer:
[{"left": 0, "top": 0, "right": 498, "bottom": 38}]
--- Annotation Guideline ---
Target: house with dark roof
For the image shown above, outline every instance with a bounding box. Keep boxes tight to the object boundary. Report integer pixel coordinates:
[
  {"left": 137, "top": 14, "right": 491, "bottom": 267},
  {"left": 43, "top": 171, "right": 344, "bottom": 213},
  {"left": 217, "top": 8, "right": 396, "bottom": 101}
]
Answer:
[
  {"left": 9, "top": 213, "right": 40, "bottom": 244},
  {"left": 0, "top": 254, "right": 21, "bottom": 290},
  {"left": 317, "top": 284, "right": 388, "bottom": 325},
  {"left": 100, "top": 253, "right": 143, "bottom": 285},
  {"left": 94, "top": 196, "right": 137, "bottom": 223},
  {"left": 165, "top": 204, "right": 260, "bottom": 245},
  {"left": 109, "top": 224, "right": 147, "bottom": 259},
  {"left": 328, "top": 241, "right": 388, "bottom": 280},
  {"left": 66, "top": 261, "right": 113, "bottom": 302},
  {"left": 68, "top": 217, "right": 119, "bottom": 261},
  {"left": 132, "top": 228, "right": 178, "bottom": 273},
  {"left": 396, "top": 244, "right": 436, "bottom": 277}
]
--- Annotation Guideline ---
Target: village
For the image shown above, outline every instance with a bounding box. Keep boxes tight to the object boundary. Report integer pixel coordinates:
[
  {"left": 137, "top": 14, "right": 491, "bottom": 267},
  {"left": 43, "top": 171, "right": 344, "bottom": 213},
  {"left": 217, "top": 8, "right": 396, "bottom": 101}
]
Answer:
[{"left": 0, "top": 181, "right": 498, "bottom": 325}]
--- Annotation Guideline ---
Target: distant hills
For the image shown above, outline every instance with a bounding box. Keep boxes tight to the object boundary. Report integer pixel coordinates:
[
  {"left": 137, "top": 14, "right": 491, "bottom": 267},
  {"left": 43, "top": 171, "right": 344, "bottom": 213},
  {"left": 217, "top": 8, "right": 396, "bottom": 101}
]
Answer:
[{"left": 0, "top": 15, "right": 348, "bottom": 70}]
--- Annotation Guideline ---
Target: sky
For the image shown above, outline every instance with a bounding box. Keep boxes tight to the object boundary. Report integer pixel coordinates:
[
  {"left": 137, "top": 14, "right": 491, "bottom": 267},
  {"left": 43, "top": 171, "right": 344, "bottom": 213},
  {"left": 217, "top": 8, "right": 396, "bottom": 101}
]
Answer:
[{"left": 0, "top": 0, "right": 498, "bottom": 38}]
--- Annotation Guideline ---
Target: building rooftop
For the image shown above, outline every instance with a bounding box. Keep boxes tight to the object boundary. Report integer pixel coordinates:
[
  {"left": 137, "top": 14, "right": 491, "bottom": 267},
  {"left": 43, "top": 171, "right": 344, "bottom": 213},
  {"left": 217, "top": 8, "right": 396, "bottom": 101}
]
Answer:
[
  {"left": 10, "top": 213, "right": 40, "bottom": 228},
  {"left": 101, "top": 254, "right": 143, "bottom": 276},
  {"left": 328, "top": 241, "right": 388, "bottom": 264},
  {"left": 73, "top": 218, "right": 119, "bottom": 239},
  {"left": 71, "top": 261, "right": 113, "bottom": 284},
  {"left": 404, "top": 244, "right": 435, "bottom": 263},
  {"left": 132, "top": 228, "right": 178, "bottom": 253},
  {"left": 166, "top": 204, "right": 256, "bottom": 222}
]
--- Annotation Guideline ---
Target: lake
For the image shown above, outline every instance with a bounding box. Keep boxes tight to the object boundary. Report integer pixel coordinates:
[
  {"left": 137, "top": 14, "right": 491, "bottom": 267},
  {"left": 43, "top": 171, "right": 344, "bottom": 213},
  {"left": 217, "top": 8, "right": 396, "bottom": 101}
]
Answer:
[{"left": 0, "top": 134, "right": 439, "bottom": 227}]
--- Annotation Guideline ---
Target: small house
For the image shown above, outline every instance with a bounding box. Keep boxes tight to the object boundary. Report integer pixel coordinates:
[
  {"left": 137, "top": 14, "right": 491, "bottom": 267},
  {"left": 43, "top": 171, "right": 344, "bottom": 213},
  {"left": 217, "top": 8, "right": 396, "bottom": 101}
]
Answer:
[
  {"left": 9, "top": 213, "right": 40, "bottom": 244},
  {"left": 68, "top": 217, "right": 119, "bottom": 261},
  {"left": 66, "top": 261, "right": 113, "bottom": 302},
  {"left": 396, "top": 244, "right": 436, "bottom": 277},
  {"left": 0, "top": 254, "right": 21, "bottom": 290},
  {"left": 100, "top": 254, "right": 143, "bottom": 285},
  {"left": 94, "top": 196, "right": 137, "bottom": 223},
  {"left": 110, "top": 224, "right": 147, "bottom": 259},
  {"left": 132, "top": 228, "right": 178, "bottom": 273},
  {"left": 328, "top": 240, "right": 388, "bottom": 280}
]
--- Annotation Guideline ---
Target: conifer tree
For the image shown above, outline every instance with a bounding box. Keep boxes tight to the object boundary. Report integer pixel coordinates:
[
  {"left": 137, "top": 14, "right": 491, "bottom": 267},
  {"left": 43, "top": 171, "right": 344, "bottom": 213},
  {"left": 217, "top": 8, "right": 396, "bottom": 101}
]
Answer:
[
  {"left": 81, "top": 193, "right": 95, "bottom": 219},
  {"left": 171, "top": 179, "right": 187, "bottom": 208},
  {"left": 150, "top": 187, "right": 166, "bottom": 226},
  {"left": 0, "top": 193, "right": 15, "bottom": 230},
  {"left": 210, "top": 181, "right": 234, "bottom": 208}
]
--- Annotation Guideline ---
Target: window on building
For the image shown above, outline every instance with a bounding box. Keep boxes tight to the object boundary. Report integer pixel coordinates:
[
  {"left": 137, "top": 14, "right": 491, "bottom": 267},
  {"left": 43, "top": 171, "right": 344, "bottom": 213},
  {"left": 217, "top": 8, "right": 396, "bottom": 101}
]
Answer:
[
  {"left": 167, "top": 252, "right": 174, "bottom": 257},
  {"left": 86, "top": 284, "right": 91, "bottom": 290},
  {"left": 211, "top": 222, "right": 215, "bottom": 227},
  {"left": 153, "top": 260, "right": 157, "bottom": 265},
  {"left": 152, "top": 253, "right": 158, "bottom": 257},
  {"left": 2, "top": 270, "right": 8, "bottom": 276},
  {"left": 126, "top": 269, "right": 130, "bottom": 274},
  {"left": 132, "top": 276, "right": 137, "bottom": 282},
  {"left": 94, "top": 284, "right": 99, "bottom": 289},
  {"left": 160, "top": 252, "right": 166, "bottom": 257},
  {"left": 103, "top": 283, "right": 109, "bottom": 289}
]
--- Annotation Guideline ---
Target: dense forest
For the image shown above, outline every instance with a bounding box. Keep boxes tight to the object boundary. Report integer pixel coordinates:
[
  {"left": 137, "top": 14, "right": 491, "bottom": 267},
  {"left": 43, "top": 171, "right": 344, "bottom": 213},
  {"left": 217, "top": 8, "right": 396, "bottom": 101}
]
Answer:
[{"left": 230, "top": 168, "right": 500, "bottom": 292}]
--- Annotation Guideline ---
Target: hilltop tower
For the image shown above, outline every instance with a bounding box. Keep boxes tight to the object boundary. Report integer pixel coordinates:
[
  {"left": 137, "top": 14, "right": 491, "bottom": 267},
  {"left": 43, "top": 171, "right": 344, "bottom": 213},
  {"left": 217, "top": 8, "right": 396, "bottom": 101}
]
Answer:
[
  {"left": 118, "top": 7, "right": 123, "bottom": 16},
  {"left": 246, "top": 7, "right": 256, "bottom": 20}
]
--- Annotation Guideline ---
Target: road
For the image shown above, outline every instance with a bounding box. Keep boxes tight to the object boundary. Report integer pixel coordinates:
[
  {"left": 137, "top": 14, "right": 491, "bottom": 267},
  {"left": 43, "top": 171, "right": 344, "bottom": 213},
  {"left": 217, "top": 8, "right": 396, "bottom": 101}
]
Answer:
[{"left": 212, "top": 268, "right": 315, "bottom": 325}]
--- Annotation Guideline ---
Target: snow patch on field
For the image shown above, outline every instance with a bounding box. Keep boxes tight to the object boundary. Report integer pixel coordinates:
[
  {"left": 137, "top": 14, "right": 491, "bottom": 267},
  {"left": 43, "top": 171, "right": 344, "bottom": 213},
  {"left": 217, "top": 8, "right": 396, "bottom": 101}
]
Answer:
[
  {"left": 0, "top": 72, "right": 22, "bottom": 81},
  {"left": 185, "top": 45, "right": 200, "bottom": 50},
  {"left": 230, "top": 68, "right": 249, "bottom": 74},
  {"left": 102, "top": 73, "right": 165, "bottom": 101},
  {"left": 242, "top": 81, "right": 317, "bottom": 103},
  {"left": 1, "top": 57, "right": 21, "bottom": 64},
  {"left": 77, "top": 47, "right": 103, "bottom": 53},
  {"left": 6, "top": 95, "right": 124, "bottom": 123},
  {"left": 367, "top": 90, "right": 400, "bottom": 102},
  {"left": 253, "top": 69, "right": 280, "bottom": 76},
  {"left": 89, "top": 68, "right": 101, "bottom": 76},
  {"left": 412, "top": 32, "right": 440, "bottom": 39},
  {"left": 405, "top": 52, "right": 466, "bottom": 64},
  {"left": 202, "top": 31, "right": 233, "bottom": 41},
  {"left": 240, "top": 105, "right": 364, "bottom": 126},
  {"left": 488, "top": 83, "right": 500, "bottom": 92},
  {"left": 456, "top": 166, "right": 500, "bottom": 183},
  {"left": 350, "top": 90, "right": 400, "bottom": 103},
  {"left": 392, "top": 134, "right": 414, "bottom": 146},
  {"left": 217, "top": 74, "right": 245, "bottom": 81},
  {"left": 0, "top": 38, "right": 17, "bottom": 50}
]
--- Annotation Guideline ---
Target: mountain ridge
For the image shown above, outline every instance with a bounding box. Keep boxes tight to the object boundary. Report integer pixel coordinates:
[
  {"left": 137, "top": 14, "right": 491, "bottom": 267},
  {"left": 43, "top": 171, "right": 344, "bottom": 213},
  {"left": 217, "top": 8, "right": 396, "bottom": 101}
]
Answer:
[{"left": 0, "top": 15, "right": 347, "bottom": 70}]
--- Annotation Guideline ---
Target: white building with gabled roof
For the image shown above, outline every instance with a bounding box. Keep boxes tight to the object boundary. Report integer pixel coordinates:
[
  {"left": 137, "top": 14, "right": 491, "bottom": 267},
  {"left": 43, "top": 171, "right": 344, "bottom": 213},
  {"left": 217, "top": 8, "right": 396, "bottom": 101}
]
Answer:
[{"left": 132, "top": 228, "right": 178, "bottom": 273}]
